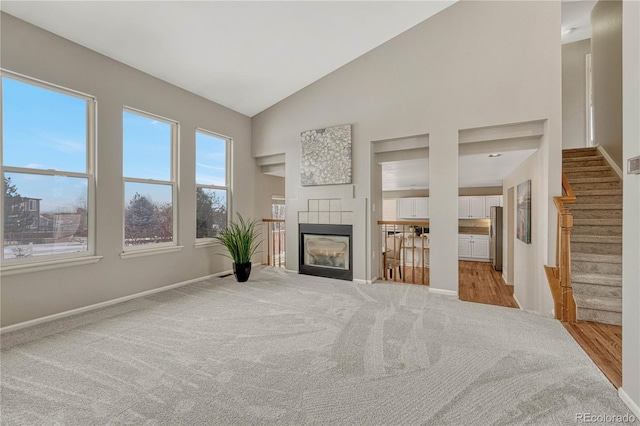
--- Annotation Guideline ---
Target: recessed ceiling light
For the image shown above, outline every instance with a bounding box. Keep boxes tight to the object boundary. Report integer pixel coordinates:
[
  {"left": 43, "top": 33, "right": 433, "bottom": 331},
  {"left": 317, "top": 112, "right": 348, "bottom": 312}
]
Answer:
[{"left": 488, "top": 153, "right": 502, "bottom": 158}]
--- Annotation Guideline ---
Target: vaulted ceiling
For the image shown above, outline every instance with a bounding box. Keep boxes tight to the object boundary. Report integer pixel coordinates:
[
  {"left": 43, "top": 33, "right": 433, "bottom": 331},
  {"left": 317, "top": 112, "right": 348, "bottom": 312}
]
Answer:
[
  {"left": 0, "top": 1, "right": 456, "bottom": 117},
  {"left": 2, "top": 1, "right": 588, "bottom": 190}
]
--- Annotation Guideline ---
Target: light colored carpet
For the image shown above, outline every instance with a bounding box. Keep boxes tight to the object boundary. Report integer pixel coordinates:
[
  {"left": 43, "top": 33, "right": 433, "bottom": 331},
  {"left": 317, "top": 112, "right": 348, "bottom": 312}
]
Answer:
[{"left": 0, "top": 266, "right": 635, "bottom": 425}]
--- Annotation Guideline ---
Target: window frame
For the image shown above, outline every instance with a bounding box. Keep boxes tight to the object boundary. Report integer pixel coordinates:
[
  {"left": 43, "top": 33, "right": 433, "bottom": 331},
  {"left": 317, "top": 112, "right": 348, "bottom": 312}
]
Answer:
[
  {"left": 271, "top": 195, "right": 285, "bottom": 219},
  {"left": 585, "top": 53, "right": 595, "bottom": 147},
  {"left": 0, "top": 69, "right": 97, "bottom": 266},
  {"left": 195, "top": 128, "right": 231, "bottom": 242},
  {"left": 122, "top": 106, "right": 179, "bottom": 252}
]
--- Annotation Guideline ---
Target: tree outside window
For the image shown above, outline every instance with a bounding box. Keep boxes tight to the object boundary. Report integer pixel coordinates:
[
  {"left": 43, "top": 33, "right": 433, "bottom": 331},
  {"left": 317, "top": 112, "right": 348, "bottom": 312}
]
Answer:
[
  {"left": 122, "top": 109, "right": 177, "bottom": 249},
  {"left": 1, "top": 74, "right": 94, "bottom": 262},
  {"left": 195, "top": 130, "right": 230, "bottom": 239}
]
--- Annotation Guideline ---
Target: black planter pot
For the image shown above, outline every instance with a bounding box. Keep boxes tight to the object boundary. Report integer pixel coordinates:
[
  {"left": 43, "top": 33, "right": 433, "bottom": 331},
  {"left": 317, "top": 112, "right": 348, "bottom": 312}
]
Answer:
[{"left": 233, "top": 262, "right": 252, "bottom": 282}]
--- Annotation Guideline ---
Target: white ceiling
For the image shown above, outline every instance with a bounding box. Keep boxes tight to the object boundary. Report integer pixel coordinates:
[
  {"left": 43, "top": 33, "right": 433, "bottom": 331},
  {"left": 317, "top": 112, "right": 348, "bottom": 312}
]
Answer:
[
  {"left": 0, "top": 1, "right": 455, "bottom": 117},
  {"left": 1, "top": 2, "right": 575, "bottom": 190},
  {"left": 561, "top": 0, "right": 597, "bottom": 44},
  {"left": 381, "top": 149, "right": 538, "bottom": 191},
  {"left": 382, "top": 159, "right": 429, "bottom": 191}
]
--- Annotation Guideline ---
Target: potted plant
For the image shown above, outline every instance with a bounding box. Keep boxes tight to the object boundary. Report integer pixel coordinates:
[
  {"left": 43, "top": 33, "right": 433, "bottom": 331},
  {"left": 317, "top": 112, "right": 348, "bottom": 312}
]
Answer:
[{"left": 213, "top": 213, "right": 261, "bottom": 282}]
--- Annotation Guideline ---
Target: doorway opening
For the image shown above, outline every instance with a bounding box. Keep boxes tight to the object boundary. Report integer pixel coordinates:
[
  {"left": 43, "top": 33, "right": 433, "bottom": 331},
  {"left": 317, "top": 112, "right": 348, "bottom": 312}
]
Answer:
[{"left": 373, "top": 135, "right": 430, "bottom": 285}]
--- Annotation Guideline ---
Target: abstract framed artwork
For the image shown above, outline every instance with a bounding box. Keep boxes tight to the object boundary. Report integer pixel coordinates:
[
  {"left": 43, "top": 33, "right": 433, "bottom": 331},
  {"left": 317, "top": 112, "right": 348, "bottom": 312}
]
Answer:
[
  {"left": 517, "top": 179, "right": 531, "bottom": 244},
  {"left": 301, "top": 124, "right": 352, "bottom": 186}
]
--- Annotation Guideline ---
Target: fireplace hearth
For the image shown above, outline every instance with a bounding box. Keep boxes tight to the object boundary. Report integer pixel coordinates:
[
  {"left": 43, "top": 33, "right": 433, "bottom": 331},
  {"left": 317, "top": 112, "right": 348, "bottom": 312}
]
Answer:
[{"left": 299, "top": 224, "right": 353, "bottom": 281}]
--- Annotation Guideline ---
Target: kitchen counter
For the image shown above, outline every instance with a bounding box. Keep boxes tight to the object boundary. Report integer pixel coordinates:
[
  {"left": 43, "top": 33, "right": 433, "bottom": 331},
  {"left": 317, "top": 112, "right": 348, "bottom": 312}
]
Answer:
[{"left": 458, "top": 227, "right": 489, "bottom": 235}]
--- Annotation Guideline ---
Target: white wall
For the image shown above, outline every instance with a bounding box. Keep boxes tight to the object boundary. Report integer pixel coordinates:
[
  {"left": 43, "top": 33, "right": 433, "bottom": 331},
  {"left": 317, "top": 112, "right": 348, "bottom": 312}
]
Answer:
[
  {"left": 0, "top": 13, "right": 256, "bottom": 327},
  {"left": 382, "top": 187, "right": 503, "bottom": 199},
  {"left": 255, "top": 174, "right": 285, "bottom": 220},
  {"left": 621, "top": 0, "right": 640, "bottom": 417},
  {"left": 383, "top": 190, "right": 429, "bottom": 199},
  {"left": 592, "top": 0, "right": 623, "bottom": 167},
  {"left": 503, "top": 149, "right": 554, "bottom": 316},
  {"left": 252, "top": 0, "right": 561, "bottom": 303},
  {"left": 562, "top": 39, "right": 591, "bottom": 149}
]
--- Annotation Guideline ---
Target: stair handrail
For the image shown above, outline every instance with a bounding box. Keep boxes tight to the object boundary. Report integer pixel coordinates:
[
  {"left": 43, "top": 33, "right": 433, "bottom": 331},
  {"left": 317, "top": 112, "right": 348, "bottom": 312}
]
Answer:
[{"left": 545, "top": 171, "right": 577, "bottom": 322}]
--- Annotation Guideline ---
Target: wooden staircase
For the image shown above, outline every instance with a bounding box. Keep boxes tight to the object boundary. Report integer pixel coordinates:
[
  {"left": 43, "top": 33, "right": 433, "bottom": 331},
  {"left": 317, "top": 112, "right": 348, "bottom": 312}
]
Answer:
[{"left": 563, "top": 147, "right": 622, "bottom": 325}]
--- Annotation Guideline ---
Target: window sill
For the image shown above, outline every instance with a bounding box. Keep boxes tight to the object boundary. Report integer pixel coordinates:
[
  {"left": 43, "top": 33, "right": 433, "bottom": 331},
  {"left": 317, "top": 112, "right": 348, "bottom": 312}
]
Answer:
[
  {"left": 194, "top": 240, "right": 221, "bottom": 249},
  {"left": 0, "top": 256, "right": 103, "bottom": 277},
  {"left": 121, "top": 245, "right": 184, "bottom": 259}
]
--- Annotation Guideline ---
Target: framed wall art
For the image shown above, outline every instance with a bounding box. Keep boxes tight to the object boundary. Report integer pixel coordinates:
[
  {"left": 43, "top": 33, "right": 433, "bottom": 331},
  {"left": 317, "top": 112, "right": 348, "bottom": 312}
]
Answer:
[
  {"left": 300, "top": 124, "right": 351, "bottom": 186},
  {"left": 517, "top": 179, "right": 531, "bottom": 244}
]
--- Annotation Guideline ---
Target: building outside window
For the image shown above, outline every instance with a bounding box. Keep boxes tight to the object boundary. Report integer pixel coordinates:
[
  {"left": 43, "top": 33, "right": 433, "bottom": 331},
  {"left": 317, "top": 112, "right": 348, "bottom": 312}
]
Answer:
[
  {"left": 123, "top": 108, "right": 178, "bottom": 249},
  {"left": 272, "top": 195, "right": 285, "bottom": 219},
  {"left": 1, "top": 72, "right": 95, "bottom": 262},
  {"left": 195, "top": 129, "right": 230, "bottom": 239}
]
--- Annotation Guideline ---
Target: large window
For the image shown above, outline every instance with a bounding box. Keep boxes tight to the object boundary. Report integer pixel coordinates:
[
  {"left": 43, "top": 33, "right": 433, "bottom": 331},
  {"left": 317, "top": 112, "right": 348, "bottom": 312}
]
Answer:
[
  {"left": 1, "top": 72, "right": 95, "bottom": 263},
  {"left": 195, "top": 129, "right": 230, "bottom": 239},
  {"left": 123, "top": 109, "right": 178, "bottom": 249}
]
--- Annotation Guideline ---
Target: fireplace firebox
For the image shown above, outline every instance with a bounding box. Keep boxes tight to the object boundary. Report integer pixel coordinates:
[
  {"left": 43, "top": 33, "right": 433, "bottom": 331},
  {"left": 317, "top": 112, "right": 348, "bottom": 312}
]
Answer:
[{"left": 299, "top": 224, "right": 353, "bottom": 281}]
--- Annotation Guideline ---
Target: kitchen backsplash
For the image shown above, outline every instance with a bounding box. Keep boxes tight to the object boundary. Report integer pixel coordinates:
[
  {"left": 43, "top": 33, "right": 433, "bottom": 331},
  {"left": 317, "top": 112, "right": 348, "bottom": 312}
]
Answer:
[{"left": 459, "top": 218, "right": 490, "bottom": 228}]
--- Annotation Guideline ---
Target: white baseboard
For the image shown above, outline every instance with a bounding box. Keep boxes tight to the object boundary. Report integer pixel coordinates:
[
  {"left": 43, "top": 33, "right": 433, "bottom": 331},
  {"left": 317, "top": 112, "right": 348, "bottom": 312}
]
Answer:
[
  {"left": 619, "top": 388, "right": 640, "bottom": 418},
  {"left": 353, "top": 277, "right": 378, "bottom": 285},
  {"left": 0, "top": 270, "right": 232, "bottom": 334},
  {"left": 429, "top": 288, "right": 458, "bottom": 297},
  {"left": 597, "top": 145, "right": 624, "bottom": 180},
  {"left": 512, "top": 293, "right": 523, "bottom": 310},
  {"left": 285, "top": 269, "right": 298, "bottom": 274}
]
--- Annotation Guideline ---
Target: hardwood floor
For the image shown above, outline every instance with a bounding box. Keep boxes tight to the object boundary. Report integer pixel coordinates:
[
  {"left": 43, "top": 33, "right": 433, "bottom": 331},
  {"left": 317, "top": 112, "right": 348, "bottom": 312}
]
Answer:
[
  {"left": 458, "top": 261, "right": 519, "bottom": 309},
  {"left": 562, "top": 321, "right": 622, "bottom": 389},
  {"left": 381, "top": 261, "right": 519, "bottom": 309},
  {"left": 382, "top": 266, "right": 429, "bottom": 286}
]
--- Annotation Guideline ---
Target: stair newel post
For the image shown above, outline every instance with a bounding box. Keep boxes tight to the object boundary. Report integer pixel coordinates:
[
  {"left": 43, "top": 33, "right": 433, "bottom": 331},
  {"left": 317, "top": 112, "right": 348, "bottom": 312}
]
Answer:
[
  {"left": 546, "top": 171, "right": 577, "bottom": 322},
  {"left": 559, "top": 207, "right": 577, "bottom": 323}
]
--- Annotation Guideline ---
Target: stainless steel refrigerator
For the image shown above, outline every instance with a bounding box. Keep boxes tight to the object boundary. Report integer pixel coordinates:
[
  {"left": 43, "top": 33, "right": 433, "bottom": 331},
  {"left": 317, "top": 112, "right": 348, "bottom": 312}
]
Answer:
[{"left": 490, "top": 206, "right": 503, "bottom": 271}]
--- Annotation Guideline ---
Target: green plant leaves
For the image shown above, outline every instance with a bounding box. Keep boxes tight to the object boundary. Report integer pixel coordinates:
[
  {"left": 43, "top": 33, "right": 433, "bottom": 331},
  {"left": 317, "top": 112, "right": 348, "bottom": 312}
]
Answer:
[{"left": 212, "top": 213, "right": 262, "bottom": 264}]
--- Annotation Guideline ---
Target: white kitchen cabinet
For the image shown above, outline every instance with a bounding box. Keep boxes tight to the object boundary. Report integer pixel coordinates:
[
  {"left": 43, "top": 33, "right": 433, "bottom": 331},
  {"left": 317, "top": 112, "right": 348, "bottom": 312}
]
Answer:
[
  {"left": 458, "top": 234, "right": 490, "bottom": 261},
  {"left": 458, "top": 236, "right": 472, "bottom": 258},
  {"left": 472, "top": 237, "right": 490, "bottom": 259},
  {"left": 485, "top": 195, "right": 503, "bottom": 218},
  {"left": 397, "top": 198, "right": 414, "bottom": 218},
  {"left": 397, "top": 197, "right": 429, "bottom": 219},
  {"left": 458, "top": 196, "right": 486, "bottom": 218}
]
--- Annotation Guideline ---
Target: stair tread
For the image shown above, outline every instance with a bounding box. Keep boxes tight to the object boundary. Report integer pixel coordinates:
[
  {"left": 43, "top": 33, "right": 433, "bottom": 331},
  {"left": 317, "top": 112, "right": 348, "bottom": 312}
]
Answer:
[
  {"left": 574, "top": 294, "right": 622, "bottom": 312},
  {"left": 571, "top": 235, "right": 622, "bottom": 243},
  {"left": 572, "top": 272, "right": 622, "bottom": 286},
  {"left": 568, "top": 176, "right": 620, "bottom": 183},
  {"left": 572, "top": 253, "right": 622, "bottom": 263},
  {"left": 576, "top": 308, "right": 622, "bottom": 325},
  {"left": 570, "top": 204, "right": 622, "bottom": 210},
  {"left": 563, "top": 147, "right": 598, "bottom": 153},
  {"left": 574, "top": 189, "right": 622, "bottom": 195},
  {"left": 563, "top": 155, "right": 602, "bottom": 162},
  {"left": 573, "top": 219, "right": 622, "bottom": 225},
  {"left": 564, "top": 166, "right": 612, "bottom": 171},
  {"left": 562, "top": 146, "right": 598, "bottom": 153},
  {"left": 572, "top": 282, "right": 622, "bottom": 298}
]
